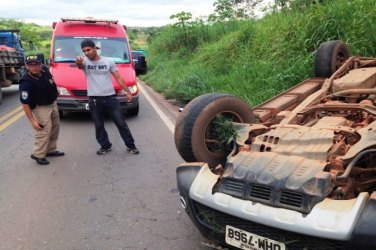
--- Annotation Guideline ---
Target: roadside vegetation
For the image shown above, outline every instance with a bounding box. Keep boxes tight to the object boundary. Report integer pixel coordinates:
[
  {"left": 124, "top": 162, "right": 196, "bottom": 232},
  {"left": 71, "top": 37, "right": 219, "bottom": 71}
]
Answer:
[
  {"left": 142, "top": 0, "right": 376, "bottom": 106},
  {"left": 0, "top": 18, "right": 51, "bottom": 57},
  {"left": 128, "top": 27, "right": 156, "bottom": 51}
]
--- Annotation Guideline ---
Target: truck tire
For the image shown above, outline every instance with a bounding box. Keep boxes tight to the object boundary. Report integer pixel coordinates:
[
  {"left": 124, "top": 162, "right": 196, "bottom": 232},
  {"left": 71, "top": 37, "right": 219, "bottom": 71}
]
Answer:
[
  {"left": 174, "top": 93, "right": 254, "bottom": 168},
  {"left": 315, "top": 40, "right": 350, "bottom": 78}
]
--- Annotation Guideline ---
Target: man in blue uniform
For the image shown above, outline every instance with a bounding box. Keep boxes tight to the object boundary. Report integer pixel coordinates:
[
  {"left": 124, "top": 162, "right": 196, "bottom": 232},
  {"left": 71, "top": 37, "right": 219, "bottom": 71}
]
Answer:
[{"left": 19, "top": 54, "right": 64, "bottom": 165}]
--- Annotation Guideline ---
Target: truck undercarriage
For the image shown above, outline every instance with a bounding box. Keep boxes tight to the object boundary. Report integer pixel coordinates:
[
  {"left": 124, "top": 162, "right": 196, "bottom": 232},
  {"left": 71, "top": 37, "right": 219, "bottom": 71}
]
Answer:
[{"left": 174, "top": 40, "right": 376, "bottom": 249}]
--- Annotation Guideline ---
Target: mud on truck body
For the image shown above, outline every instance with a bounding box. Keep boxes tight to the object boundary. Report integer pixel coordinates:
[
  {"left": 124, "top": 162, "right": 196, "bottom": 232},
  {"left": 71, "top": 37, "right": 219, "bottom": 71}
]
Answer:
[{"left": 174, "top": 40, "right": 376, "bottom": 250}]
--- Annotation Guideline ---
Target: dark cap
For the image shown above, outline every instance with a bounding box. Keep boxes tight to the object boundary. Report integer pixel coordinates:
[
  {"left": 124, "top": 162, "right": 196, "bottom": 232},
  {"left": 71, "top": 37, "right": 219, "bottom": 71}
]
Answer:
[
  {"left": 81, "top": 39, "right": 100, "bottom": 49},
  {"left": 25, "top": 54, "right": 42, "bottom": 64}
]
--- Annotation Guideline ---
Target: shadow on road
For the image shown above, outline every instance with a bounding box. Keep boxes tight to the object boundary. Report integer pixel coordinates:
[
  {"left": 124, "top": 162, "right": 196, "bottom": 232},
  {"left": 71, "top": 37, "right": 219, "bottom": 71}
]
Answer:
[
  {"left": 60, "top": 111, "right": 138, "bottom": 122},
  {"left": 60, "top": 111, "right": 92, "bottom": 122}
]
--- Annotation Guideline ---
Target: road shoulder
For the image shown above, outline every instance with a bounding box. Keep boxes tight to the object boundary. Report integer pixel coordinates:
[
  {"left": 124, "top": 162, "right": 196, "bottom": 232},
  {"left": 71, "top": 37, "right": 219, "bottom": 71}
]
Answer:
[{"left": 138, "top": 80, "right": 183, "bottom": 133}]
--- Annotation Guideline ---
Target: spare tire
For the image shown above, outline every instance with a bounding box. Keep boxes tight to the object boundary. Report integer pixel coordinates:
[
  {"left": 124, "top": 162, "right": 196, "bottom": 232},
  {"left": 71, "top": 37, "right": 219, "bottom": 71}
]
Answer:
[
  {"left": 315, "top": 40, "right": 350, "bottom": 78},
  {"left": 174, "top": 93, "right": 254, "bottom": 168}
]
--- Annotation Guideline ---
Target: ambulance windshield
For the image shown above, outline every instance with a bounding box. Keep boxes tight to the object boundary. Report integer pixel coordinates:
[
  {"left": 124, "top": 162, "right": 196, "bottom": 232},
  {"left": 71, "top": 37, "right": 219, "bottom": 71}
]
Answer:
[{"left": 53, "top": 37, "right": 131, "bottom": 64}]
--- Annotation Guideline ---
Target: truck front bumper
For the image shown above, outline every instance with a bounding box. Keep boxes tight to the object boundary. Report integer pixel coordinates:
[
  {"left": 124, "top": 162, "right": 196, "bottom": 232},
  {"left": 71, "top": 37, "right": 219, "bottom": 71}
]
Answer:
[
  {"left": 57, "top": 95, "right": 139, "bottom": 112},
  {"left": 176, "top": 163, "right": 376, "bottom": 249}
]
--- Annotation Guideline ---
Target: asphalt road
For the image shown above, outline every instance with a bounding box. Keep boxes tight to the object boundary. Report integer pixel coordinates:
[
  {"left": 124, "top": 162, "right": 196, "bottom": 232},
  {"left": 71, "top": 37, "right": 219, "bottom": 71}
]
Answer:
[{"left": 0, "top": 83, "right": 209, "bottom": 250}]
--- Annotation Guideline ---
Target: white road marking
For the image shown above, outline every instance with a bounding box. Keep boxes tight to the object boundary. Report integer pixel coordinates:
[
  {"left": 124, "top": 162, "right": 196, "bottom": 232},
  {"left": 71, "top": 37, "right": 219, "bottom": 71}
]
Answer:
[
  {"left": 0, "top": 108, "right": 24, "bottom": 132},
  {"left": 138, "top": 82, "right": 175, "bottom": 134}
]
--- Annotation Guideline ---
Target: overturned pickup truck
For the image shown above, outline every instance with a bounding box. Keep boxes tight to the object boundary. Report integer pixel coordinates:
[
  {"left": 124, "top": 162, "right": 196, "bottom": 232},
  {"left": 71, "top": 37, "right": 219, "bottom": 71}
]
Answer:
[{"left": 174, "top": 40, "right": 376, "bottom": 250}]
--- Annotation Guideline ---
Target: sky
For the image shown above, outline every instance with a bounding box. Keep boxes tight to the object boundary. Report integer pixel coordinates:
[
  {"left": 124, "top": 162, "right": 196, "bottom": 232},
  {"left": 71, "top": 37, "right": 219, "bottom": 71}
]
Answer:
[{"left": 0, "top": 0, "right": 216, "bottom": 27}]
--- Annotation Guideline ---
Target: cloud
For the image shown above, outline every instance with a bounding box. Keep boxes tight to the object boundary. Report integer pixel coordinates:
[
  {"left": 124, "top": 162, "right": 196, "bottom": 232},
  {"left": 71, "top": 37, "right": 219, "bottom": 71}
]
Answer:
[{"left": 0, "top": 0, "right": 215, "bottom": 27}]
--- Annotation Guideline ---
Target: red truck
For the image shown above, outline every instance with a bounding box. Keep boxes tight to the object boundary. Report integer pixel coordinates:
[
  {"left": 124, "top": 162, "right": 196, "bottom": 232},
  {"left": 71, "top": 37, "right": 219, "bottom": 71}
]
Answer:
[{"left": 49, "top": 17, "right": 139, "bottom": 116}]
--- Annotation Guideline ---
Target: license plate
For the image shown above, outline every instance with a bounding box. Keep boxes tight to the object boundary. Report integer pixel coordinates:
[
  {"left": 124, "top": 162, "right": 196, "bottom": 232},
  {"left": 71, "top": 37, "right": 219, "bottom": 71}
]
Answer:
[
  {"left": 85, "top": 103, "right": 89, "bottom": 110},
  {"left": 225, "top": 225, "right": 285, "bottom": 250}
]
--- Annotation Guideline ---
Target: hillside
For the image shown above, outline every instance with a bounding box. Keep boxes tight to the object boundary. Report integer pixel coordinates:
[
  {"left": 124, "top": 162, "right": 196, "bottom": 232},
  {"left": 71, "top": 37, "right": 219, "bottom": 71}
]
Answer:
[{"left": 142, "top": 0, "right": 376, "bottom": 106}]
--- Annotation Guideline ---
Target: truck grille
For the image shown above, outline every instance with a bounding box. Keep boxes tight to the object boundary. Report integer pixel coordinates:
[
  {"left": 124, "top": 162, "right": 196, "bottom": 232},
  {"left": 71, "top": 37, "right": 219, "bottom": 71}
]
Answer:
[
  {"left": 215, "top": 178, "right": 308, "bottom": 212},
  {"left": 249, "top": 184, "right": 272, "bottom": 200},
  {"left": 223, "top": 179, "right": 244, "bottom": 193},
  {"left": 280, "top": 190, "right": 304, "bottom": 207},
  {"left": 192, "top": 201, "right": 346, "bottom": 250}
]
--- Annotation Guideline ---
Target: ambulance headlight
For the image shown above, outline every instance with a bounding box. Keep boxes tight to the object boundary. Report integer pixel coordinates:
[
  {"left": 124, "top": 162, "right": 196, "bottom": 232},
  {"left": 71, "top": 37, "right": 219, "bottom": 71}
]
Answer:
[
  {"left": 119, "top": 85, "right": 138, "bottom": 95},
  {"left": 57, "top": 87, "right": 71, "bottom": 96}
]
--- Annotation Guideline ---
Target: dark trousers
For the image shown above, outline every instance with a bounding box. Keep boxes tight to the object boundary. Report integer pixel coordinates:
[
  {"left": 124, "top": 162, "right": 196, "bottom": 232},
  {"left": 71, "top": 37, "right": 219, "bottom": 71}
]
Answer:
[{"left": 88, "top": 96, "right": 135, "bottom": 150}]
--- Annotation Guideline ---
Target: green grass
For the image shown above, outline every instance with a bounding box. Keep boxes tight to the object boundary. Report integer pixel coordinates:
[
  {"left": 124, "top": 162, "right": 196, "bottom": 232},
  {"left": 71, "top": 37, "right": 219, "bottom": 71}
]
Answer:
[{"left": 143, "top": 0, "right": 376, "bottom": 107}]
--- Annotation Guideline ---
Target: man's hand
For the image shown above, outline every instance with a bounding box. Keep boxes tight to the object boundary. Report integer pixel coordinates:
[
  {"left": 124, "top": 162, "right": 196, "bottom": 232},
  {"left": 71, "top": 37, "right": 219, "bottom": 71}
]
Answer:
[
  {"left": 76, "top": 56, "right": 84, "bottom": 69},
  {"left": 112, "top": 71, "right": 133, "bottom": 102},
  {"left": 127, "top": 92, "right": 133, "bottom": 103},
  {"left": 21, "top": 104, "right": 44, "bottom": 130},
  {"left": 31, "top": 119, "right": 44, "bottom": 131}
]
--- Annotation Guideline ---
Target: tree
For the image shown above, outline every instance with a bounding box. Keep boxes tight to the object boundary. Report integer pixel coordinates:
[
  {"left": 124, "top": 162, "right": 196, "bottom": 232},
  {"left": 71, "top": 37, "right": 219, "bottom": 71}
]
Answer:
[
  {"left": 170, "top": 11, "right": 193, "bottom": 28},
  {"left": 274, "top": 0, "right": 325, "bottom": 10},
  {"left": 208, "top": 0, "right": 264, "bottom": 22},
  {"left": 170, "top": 12, "right": 193, "bottom": 47},
  {"left": 231, "top": 0, "right": 264, "bottom": 18},
  {"left": 209, "top": 0, "right": 235, "bottom": 22}
]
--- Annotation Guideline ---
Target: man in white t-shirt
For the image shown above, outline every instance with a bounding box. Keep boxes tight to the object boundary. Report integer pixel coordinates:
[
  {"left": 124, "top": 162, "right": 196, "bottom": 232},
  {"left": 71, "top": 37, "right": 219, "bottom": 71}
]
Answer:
[{"left": 76, "top": 39, "right": 139, "bottom": 155}]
